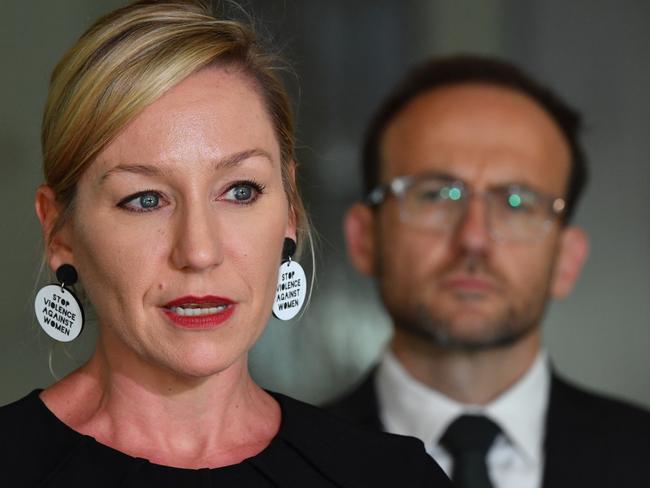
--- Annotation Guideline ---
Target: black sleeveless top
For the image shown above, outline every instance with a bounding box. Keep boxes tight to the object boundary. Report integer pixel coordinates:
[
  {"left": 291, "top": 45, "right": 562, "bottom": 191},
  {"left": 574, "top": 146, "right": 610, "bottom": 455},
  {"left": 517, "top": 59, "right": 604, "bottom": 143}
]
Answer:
[{"left": 0, "top": 390, "right": 450, "bottom": 487}]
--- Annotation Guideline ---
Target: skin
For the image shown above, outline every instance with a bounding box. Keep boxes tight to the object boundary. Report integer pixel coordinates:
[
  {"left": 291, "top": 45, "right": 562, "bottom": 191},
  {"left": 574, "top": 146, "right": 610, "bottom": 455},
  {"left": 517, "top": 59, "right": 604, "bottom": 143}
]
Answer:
[
  {"left": 345, "top": 83, "right": 588, "bottom": 404},
  {"left": 34, "top": 66, "right": 296, "bottom": 468}
]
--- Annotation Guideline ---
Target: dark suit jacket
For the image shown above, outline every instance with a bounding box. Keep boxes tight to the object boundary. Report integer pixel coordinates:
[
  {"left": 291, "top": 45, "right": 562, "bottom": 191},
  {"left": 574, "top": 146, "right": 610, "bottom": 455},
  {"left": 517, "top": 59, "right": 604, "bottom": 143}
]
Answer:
[{"left": 327, "top": 369, "right": 650, "bottom": 487}]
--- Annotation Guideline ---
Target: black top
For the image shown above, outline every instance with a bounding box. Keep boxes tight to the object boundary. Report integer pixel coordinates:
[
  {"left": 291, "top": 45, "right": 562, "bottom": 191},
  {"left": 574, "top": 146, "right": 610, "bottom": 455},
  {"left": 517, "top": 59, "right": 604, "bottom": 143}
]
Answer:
[{"left": 0, "top": 390, "right": 450, "bottom": 487}]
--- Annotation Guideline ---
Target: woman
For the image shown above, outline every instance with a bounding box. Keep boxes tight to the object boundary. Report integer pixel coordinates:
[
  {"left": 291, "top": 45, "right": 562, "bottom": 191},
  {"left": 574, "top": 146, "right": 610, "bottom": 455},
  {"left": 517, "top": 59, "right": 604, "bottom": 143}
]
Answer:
[{"left": 0, "top": 1, "right": 449, "bottom": 486}]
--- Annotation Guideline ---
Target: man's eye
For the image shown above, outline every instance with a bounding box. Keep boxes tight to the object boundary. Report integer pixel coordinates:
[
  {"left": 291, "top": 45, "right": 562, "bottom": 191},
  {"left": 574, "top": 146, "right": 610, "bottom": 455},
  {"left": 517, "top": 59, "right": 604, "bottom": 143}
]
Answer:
[
  {"left": 416, "top": 189, "right": 444, "bottom": 202},
  {"left": 505, "top": 193, "right": 536, "bottom": 212},
  {"left": 415, "top": 185, "right": 462, "bottom": 202},
  {"left": 117, "top": 191, "right": 164, "bottom": 212},
  {"left": 222, "top": 181, "right": 265, "bottom": 204}
]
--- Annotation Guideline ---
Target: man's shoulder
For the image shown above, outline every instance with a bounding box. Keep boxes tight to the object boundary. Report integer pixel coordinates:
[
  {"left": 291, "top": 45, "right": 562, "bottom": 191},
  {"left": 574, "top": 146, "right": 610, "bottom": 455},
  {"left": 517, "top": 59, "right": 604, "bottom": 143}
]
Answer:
[
  {"left": 549, "top": 373, "right": 650, "bottom": 438},
  {"left": 323, "top": 368, "right": 384, "bottom": 431},
  {"left": 273, "top": 391, "right": 449, "bottom": 487},
  {"left": 543, "top": 373, "right": 650, "bottom": 486}
]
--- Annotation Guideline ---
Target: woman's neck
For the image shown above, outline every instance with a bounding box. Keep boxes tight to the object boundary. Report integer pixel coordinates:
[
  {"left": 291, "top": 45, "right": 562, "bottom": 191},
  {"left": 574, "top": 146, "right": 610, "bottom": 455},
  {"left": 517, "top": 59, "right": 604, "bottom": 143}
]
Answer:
[{"left": 40, "top": 345, "right": 281, "bottom": 469}]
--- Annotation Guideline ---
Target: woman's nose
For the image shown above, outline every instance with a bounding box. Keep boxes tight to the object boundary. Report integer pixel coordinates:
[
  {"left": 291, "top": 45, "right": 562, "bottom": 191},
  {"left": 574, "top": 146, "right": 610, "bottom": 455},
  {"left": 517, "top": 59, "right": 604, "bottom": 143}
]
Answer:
[{"left": 170, "top": 202, "right": 224, "bottom": 271}]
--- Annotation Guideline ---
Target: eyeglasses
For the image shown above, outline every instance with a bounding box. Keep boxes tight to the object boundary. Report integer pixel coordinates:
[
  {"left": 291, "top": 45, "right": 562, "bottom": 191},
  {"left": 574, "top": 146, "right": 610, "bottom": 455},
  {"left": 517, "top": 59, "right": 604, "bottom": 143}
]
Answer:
[{"left": 366, "top": 173, "right": 566, "bottom": 242}]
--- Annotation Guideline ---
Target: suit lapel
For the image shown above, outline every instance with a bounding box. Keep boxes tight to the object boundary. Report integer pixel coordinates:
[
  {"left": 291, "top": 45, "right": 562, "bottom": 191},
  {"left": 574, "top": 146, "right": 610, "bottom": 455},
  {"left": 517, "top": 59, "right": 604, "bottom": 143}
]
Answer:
[
  {"left": 328, "top": 369, "right": 384, "bottom": 431},
  {"left": 542, "top": 374, "right": 608, "bottom": 488}
]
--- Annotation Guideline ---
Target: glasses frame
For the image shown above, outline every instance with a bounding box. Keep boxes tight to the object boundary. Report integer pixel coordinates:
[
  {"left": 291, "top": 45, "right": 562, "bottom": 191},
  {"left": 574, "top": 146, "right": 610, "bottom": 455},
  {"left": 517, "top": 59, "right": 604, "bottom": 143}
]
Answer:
[{"left": 365, "top": 172, "right": 566, "bottom": 242}]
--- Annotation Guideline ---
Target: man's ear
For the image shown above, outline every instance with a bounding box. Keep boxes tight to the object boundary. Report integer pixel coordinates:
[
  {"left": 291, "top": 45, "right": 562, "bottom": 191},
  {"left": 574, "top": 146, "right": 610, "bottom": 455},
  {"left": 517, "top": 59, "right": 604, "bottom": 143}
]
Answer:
[
  {"left": 343, "top": 203, "right": 377, "bottom": 276},
  {"left": 551, "top": 226, "right": 589, "bottom": 299},
  {"left": 35, "top": 185, "right": 75, "bottom": 272}
]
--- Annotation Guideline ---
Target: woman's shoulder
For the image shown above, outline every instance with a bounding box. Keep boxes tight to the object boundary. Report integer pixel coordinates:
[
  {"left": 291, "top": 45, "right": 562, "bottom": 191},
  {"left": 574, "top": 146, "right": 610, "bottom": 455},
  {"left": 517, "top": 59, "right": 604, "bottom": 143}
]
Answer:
[
  {"left": 0, "top": 389, "right": 45, "bottom": 436},
  {"left": 272, "top": 392, "right": 451, "bottom": 487},
  {"left": 0, "top": 389, "right": 85, "bottom": 482},
  {"left": 0, "top": 391, "right": 48, "bottom": 474}
]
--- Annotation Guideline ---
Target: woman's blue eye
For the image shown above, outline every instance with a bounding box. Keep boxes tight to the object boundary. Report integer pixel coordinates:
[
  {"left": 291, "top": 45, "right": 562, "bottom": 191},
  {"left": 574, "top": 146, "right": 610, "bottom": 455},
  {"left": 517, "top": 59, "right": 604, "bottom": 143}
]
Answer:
[
  {"left": 139, "top": 193, "right": 159, "bottom": 208},
  {"left": 233, "top": 186, "right": 252, "bottom": 201},
  {"left": 223, "top": 181, "right": 264, "bottom": 204},
  {"left": 118, "top": 191, "right": 163, "bottom": 212}
]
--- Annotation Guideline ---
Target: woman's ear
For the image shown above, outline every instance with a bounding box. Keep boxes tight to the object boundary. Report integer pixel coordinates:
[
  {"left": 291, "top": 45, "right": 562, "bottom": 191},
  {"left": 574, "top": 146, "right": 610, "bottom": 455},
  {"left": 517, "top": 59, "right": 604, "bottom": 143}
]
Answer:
[
  {"left": 35, "top": 185, "right": 75, "bottom": 271},
  {"left": 343, "top": 203, "right": 376, "bottom": 276},
  {"left": 284, "top": 161, "right": 298, "bottom": 241},
  {"left": 551, "top": 226, "right": 589, "bottom": 299}
]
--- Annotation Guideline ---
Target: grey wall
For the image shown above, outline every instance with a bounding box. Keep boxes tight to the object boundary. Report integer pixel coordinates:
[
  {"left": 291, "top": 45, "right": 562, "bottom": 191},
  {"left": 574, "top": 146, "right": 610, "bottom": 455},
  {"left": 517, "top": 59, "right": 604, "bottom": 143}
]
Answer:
[
  {"left": 1, "top": 1, "right": 649, "bottom": 408},
  {"left": 1, "top": 0, "right": 126, "bottom": 403}
]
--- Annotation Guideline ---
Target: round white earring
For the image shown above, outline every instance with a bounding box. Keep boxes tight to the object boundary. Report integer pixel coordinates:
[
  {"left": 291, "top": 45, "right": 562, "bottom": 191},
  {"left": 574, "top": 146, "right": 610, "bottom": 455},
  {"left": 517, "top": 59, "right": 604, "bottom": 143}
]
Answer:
[
  {"left": 34, "top": 264, "right": 85, "bottom": 342},
  {"left": 272, "top": 238, "right": 307, "bottom": 321}
]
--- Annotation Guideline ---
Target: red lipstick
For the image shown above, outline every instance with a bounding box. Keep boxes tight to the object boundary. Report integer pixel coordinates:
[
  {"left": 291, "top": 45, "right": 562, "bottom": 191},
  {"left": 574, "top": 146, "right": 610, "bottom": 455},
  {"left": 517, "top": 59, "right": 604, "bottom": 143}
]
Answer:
[{"left": 162, "top": 295, "right": 235, "bottom": 329}]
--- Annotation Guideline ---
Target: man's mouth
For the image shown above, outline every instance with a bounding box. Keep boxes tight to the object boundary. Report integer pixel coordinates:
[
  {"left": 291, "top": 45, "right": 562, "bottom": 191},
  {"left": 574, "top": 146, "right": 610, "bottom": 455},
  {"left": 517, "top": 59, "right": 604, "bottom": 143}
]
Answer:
[{"left": 444, "top": 277, "right": 495, "bottom": 291}]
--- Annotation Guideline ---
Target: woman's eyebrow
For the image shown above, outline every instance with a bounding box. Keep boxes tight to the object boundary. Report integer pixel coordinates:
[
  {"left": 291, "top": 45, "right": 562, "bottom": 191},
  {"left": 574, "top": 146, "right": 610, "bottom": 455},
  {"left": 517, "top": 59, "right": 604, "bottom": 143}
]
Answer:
[
  {"left": 99, "top": 148, "right": 275, "bottom": 184},
  {"left": 100, "top": 164, "right": 162, "bottom": 183},
  {"left": 215, "top": 148, "right": 274, "bottom": 170}
]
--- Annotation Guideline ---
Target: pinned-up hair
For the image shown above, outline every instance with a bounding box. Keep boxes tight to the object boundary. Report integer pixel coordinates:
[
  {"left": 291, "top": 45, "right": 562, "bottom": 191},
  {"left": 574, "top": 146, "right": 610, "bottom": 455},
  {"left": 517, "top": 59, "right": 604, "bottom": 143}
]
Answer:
[{"left": 42, "top": 0, "right": 309, "bottom": 251}]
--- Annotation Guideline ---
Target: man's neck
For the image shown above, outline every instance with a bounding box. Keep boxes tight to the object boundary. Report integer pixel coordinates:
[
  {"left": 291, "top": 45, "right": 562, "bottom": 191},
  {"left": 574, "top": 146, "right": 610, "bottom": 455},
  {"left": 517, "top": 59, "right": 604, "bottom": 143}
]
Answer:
[{"left": 390, "top": 329, "right": 541, "bottom": 405}]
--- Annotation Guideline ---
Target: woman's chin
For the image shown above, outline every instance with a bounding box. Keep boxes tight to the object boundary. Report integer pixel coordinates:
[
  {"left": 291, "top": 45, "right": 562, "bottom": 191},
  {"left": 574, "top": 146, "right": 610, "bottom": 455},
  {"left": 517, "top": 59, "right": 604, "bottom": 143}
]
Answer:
[{"left": 154, "top": 345, "right": 247, "bottom": 381}]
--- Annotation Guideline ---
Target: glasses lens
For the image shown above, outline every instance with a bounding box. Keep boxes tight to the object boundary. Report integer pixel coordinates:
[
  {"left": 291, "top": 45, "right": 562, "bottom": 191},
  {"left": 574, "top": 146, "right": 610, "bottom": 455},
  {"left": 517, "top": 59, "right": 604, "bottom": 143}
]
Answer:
[
  {"left": 488, "top": 187, "right": 552, "bottom": 241},
  {"left": 400, "top": 178, "right": 465, "bottom": 230}
]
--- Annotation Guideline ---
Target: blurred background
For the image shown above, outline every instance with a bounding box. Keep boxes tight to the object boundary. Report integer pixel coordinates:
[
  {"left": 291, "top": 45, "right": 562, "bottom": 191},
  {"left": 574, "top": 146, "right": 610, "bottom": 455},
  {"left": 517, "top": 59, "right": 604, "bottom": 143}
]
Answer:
[{"left": 1, "top": 0, "right": 649, "bottom": 407}]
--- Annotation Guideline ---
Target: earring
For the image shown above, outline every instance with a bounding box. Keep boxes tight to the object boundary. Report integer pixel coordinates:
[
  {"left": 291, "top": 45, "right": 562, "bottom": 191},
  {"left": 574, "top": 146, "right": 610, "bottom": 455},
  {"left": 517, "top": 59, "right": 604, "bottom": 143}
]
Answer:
[
  {"left": 272, "top": 238, "right": 307, "bottom": 321},
  {"left": 34, "top": 264, "right": 85, "bottom": 342}
]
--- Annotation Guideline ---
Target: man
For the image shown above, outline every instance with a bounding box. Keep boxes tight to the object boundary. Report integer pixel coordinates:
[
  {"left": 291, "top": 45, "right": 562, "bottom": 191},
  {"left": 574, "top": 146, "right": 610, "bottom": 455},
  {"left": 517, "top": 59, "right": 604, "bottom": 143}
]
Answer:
[{"left": 329, "top": 55, "right": 650, "bottom": 488}]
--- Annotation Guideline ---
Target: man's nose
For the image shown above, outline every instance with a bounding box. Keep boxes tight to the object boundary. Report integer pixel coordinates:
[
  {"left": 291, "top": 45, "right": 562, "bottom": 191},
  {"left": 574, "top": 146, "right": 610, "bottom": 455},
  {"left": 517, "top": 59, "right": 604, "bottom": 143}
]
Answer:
[
  {"left": 170, "top": 203, "right": 224, "bottom": 271},
  {"left": 453, "top": 196, "right": 492, "bottom": 252}
]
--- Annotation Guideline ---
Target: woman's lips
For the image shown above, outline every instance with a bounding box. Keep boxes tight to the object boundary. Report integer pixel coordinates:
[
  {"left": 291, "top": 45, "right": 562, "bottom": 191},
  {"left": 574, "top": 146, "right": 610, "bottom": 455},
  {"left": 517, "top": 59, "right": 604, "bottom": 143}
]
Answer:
[{"left": 162, "top": 295, "right": 235, "bottom": 329}]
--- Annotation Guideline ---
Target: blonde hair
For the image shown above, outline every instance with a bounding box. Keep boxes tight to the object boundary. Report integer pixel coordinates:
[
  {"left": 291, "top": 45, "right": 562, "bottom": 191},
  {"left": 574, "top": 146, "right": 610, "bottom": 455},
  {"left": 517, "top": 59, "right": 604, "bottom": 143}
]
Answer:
[{"left": 42, "top": 0, "right": 310, "bottom": 253}]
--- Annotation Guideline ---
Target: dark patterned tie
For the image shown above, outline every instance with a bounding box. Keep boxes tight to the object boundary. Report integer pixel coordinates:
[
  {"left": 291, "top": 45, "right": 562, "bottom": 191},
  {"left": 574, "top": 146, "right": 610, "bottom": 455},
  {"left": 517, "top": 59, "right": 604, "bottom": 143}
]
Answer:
[{"left": 439, "top": 415, "right": 501, "bottom": 488}]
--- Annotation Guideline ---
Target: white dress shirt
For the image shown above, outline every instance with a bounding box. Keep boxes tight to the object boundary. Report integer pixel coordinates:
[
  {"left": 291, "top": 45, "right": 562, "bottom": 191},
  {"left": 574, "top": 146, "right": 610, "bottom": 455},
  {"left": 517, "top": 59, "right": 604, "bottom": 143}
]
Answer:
[{"left": 376, "top": 351, "right": 550, "bottom": 488}]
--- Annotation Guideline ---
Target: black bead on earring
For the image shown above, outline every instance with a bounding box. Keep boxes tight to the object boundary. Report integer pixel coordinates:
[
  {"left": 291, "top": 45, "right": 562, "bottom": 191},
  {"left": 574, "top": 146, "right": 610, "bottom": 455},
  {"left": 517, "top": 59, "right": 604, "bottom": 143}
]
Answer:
[
  {"left": 282, "top": 237, "right": 297, "bottom": 262},
  {"left": 56, "top": 263, "right": 78, "bottom": 287},
  {"left": 34, "top": 264, "right": 85, "bottom": 342}
]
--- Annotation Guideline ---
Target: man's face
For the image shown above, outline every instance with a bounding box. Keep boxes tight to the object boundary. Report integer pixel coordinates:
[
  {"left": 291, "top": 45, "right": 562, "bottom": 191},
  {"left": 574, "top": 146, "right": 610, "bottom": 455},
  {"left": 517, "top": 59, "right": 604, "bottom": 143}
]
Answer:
[{"left": 349, "top": 83, "right": 586, "bottom": 351}]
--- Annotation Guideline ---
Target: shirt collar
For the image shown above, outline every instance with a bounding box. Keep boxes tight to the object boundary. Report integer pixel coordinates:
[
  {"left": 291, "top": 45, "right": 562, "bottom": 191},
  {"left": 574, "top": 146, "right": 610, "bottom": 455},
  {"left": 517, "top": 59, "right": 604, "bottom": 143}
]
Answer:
[
  {"left": 484, "top": 352, "right": 549, "bottom": 464},
  {"left": 376, "top": 350, "right": 549, "bottom": 465}
]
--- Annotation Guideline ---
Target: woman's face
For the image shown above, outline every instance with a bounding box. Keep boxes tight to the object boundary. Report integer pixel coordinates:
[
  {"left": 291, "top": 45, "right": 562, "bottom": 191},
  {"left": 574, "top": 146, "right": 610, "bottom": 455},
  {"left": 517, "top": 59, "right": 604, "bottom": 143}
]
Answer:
[{"left": 55, "top": 67, "right": 294, "bottom": 378}]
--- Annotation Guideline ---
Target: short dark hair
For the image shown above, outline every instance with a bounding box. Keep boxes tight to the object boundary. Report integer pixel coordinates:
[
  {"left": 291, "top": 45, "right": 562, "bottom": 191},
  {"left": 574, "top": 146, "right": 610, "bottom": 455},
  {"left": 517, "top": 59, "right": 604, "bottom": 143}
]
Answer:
[{"left": 361, "top": 54, "right": 588, "bottom": 223}]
